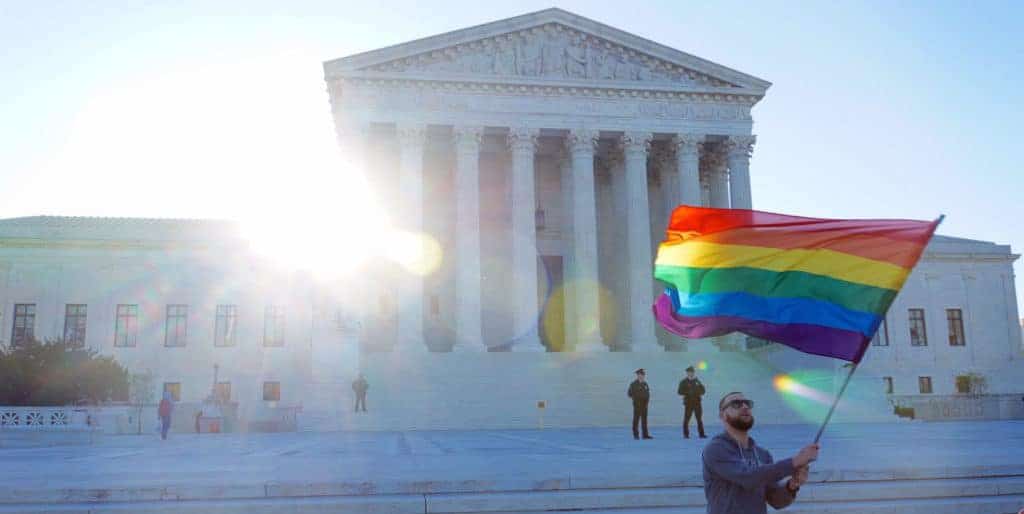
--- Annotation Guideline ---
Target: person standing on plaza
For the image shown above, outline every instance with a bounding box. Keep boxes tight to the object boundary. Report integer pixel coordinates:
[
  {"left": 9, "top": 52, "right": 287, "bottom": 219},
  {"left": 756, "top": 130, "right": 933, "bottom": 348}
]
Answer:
[
  {"left": 627, "top": 368, "right": 652, "bottom": 440},
  {"left": 352, "top": 373, "right": 369, "bottom": 413},
  {"left": 157, "top": 390, "right": 174, "bottom": 440},
  {"left": 678, "top": 365, "right": 707, "bottom": 439},
  {"left": 702, "top": 391, "right": 817, "bottom": 514}
]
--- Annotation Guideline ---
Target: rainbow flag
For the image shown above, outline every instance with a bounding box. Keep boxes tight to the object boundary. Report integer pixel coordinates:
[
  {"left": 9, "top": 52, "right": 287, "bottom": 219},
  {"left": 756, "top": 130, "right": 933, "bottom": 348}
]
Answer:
[{"left": 653, "top": 207, "right": 941, "bottom": 362}]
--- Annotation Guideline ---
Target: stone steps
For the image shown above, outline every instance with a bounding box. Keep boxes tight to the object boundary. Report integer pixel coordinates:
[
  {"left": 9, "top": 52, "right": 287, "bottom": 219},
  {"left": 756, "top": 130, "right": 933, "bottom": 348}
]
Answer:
[{"left": 1, "top": 477, "right": 1021, "bottom": 514}]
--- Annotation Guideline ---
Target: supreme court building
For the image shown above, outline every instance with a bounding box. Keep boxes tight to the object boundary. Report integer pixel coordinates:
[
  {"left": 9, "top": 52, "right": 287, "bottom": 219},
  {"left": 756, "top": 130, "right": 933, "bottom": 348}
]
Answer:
[{"left": 1, "top": 9, "right": 1021, "bottom": 431}]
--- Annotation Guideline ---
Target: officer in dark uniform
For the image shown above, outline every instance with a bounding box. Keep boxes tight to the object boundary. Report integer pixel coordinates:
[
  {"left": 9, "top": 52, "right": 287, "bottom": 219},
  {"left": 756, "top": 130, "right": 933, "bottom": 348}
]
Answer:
[
  {"left": 677, "top": 365, "right": 706, "bottom": 438},
  {"left": 627, "top": 368, "right": 652, "bottom": 440}
]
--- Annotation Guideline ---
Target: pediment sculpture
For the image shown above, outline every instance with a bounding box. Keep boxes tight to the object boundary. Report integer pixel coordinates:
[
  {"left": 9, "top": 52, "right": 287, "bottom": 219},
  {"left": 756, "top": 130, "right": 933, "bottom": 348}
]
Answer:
[{"left": 365, "top": 24, "right": 736, "bottom": 88}]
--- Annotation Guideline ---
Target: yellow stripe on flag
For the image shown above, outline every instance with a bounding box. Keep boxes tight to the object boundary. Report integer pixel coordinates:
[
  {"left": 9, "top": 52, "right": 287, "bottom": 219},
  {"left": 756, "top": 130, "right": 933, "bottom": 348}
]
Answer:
[{"left": 655, "top": 241, "right": 909, "bottom": 291}]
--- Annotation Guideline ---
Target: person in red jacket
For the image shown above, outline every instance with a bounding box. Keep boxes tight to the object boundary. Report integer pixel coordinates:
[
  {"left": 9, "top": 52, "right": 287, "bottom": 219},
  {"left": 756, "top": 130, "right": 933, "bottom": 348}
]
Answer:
[{"left": 157, "top": 391, "right": 174, "bottom": 440}]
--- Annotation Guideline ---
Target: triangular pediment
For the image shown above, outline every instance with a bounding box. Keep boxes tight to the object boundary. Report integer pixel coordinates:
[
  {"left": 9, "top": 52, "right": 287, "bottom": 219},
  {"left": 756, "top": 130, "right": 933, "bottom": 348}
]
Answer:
[{"left": 325, "top": 8, "right": 770, "bottom": 94}]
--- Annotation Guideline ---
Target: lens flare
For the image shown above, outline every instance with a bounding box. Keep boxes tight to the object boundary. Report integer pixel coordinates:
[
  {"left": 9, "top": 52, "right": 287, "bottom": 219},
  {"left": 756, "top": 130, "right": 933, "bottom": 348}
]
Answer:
[
  {"left": 697, "top": 360, "right": 708, "bottom": 371},
  {"left": 773, "top": 371, "right": 837, "bottom": 422}
]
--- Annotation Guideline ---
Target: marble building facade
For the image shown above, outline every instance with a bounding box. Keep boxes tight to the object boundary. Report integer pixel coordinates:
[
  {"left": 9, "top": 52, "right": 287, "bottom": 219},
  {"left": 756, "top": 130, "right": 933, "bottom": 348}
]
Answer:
[{"left": 0, "top": 9, "right": 1020, "bottom": 429}]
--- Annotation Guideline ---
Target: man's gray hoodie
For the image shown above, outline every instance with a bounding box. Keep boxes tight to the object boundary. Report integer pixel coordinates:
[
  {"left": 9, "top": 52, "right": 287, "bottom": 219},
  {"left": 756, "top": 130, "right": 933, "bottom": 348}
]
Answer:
[{"left": 702, "top": 432, "right": 797, "bottom": 514}]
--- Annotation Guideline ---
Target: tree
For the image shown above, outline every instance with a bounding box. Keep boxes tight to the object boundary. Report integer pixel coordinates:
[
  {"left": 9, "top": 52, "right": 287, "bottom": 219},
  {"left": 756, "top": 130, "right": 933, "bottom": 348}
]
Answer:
[
  {"left": 129, "top": 370, "right": 156, "bottom": 435},
  {"left": 0, "top": 338, "right": 129, "bottom": 406}
]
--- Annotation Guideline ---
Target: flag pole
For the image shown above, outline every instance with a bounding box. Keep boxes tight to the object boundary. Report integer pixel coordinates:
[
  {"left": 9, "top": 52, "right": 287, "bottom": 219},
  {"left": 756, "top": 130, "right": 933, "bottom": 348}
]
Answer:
[
  {"left": 813, "top": 361, "right": 859, "bottom": 444},
  {"left": 814, "top": 214, "right": 944, "bottom": 444}
]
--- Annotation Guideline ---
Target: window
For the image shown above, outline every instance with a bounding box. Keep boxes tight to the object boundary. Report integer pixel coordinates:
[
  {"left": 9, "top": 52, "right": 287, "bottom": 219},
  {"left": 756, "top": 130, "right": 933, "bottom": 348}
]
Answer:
[
  {"left": 114, "top": 304, "right": 139, "bottom": 347},
  {"left": 883, "top": 377, "right": 893, "bottom": 394},
  {"left": 214, "top": 305, "right": 237, "bottom": 347},
  {"left": 11, "top": 303, "right": 36, "bottom": 347},
  {"left": 263, "top": 306, "right": 285, "bottom": 347},
  {"left": 215, "top": 382, "right": 231, "bottom": 402},
  {"left": 947, "top": 309, "right": 965, "bottom": 346},
  {"left": 909, "top": 308, "right": 928, "bottom": 346},
  {"left": 262, "top": 381, "right": 281, "bottom": 401},
  {"left": 63, "top": 304, "right": 88, "bottom": 348},
  {"left": 918, "top": 376, "right": 933, "bottom": 394},
  {"left": 871, "top": 317, "right": 889, "bottom": 346},
  {"left": 955, "top": 375, "right": 971, "bottom": 394},
  {"left": 164, "top": 305, "right": 188, "bottom": 347},
  {"left": 163, "top": 382, "right": 181, "bottom": 401}
]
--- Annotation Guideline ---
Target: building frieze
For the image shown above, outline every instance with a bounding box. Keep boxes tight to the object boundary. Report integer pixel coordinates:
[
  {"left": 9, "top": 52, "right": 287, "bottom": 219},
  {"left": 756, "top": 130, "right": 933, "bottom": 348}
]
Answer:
[{"left": 332, "top": 80, "right": 754, "bottom": 127}]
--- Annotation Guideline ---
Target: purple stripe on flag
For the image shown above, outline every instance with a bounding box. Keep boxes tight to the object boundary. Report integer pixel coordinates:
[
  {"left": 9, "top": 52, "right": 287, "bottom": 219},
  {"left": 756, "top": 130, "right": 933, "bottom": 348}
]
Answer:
[{"left": 654, "top": 293, "right": 870, "bottom": 362}]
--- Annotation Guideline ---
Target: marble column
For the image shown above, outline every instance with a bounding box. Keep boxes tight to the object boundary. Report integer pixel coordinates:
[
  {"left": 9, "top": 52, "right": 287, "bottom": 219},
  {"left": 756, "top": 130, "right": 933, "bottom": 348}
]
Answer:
[
  {"left": 566, "top": 129, "right": 606, "bottom": 352},
  {"left": 726, "top": 135, "right": 756, "bottom": 210},
  {"left": 508, "top": 127, "right": 545, "bottom": 352},
  {"left": 395, "top": 124, "right": 428, "bottom": 353},
  {"left": 673, "top": 134, "right": 704, "bottom": 207},
  {"left": 657, "top": 148, "right": 679, "bottom": 218},
  {"left": 621, "top": 132, "right": 659, "bottom": 352},
  {"left": 452, "top": 126, "right": 486, "bottom": 352},
  {"left": 559, "top": 151, "right": 578, "bottom": 350},
  {"left": 337, "top": 122, "right": 375, "bottom": 336},
  {"left": 706, "top": 145, "right": 730, "bottom": 208}
]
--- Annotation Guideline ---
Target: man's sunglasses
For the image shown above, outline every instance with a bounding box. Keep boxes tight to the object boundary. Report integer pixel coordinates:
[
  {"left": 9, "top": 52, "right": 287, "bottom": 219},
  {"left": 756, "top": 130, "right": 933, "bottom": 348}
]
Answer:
[{"left": 722, "top": 399, "right": 755, "bottom": 411}]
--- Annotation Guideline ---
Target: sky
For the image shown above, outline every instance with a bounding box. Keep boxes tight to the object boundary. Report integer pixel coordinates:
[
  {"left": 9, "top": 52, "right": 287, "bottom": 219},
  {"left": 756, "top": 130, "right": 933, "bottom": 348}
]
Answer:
[{"left": 1, "top": 1, "right": 1022, "bottom": 309}]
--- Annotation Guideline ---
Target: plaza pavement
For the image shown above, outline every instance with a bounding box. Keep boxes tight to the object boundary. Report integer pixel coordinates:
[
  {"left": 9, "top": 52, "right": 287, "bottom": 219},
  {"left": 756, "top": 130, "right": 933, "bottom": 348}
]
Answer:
[{"left": 1, "top": 421, "right": 1022, "bottom": 513}]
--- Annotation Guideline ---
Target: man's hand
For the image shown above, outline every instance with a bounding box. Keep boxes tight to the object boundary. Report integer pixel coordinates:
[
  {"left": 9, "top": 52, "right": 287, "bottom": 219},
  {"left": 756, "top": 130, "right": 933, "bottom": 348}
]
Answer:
[
  {"left": 788, "top": 466, "right": 809, "bottom": 491},
  {"left": 792, "top": 443, "right": 820, "bottom": 468}
]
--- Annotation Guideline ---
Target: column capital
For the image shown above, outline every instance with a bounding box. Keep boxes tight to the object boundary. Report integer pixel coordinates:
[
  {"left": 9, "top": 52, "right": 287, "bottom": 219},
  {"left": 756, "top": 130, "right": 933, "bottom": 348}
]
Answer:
[
  {"left": 396, "top": 123, "right": 428, "bottom": 148},
  {"left": 453, "top": 126, "right": 484, "bottom": 154},
  {"left": 672, "top": 133, "right": 705, "bottom": 158},
  {"left": 701, "top": 142, "right": 728, "bottom": 170},
  {"left": 507, "top": 127, "right": 540, "bottom": 154},
  {"left": 566, "top": 128, "right": 600, "bottom": 156},
  {"left": 335, "top": 119, "right": 371, "bottom": 137},
  {"left": 724, "top": 135, "right": 757, "bottom": 159},
  {"left": 620, "top": 131, "right": 653, "bottom": 157}
]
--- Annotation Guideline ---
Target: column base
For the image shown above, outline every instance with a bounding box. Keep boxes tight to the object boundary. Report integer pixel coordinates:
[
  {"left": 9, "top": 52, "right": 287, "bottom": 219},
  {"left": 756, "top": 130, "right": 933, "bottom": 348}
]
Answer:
[
  {"left": 629, "top": 341, "right": 663, "bottom": 352},
  {"left": 451, "top": 342, "right": 487, "bottom": 353},
  {"left": 511, "top": 335, "right": 547, "bottom": 352},
  {"left": 574, "top": 341, "right": 608, "bottom": 352},
  {"left": 399, "top": 340, "right": 429, "bottom": 353}
]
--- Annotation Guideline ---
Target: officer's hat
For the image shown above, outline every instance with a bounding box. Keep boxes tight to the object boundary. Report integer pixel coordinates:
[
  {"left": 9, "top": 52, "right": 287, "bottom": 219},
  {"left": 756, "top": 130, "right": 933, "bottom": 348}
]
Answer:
[
  {"left": 686, "top": 366, "right": 695, "bottom": 372},
  {"left": 635, "top": 368, "right": 645, "bottom": 375}
]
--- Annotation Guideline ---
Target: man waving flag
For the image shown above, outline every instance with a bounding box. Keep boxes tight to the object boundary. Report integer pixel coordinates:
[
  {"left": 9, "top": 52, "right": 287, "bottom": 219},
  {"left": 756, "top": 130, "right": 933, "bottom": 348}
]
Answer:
[{"left": 653, "top": 206, "right": 941, "bottom": 363}]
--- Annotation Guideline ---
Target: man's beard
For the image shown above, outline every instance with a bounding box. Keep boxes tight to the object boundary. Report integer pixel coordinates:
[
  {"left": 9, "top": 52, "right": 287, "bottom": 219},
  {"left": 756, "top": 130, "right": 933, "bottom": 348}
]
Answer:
[{"left": 725, "top": 413, "right": 754, "bottom": 431}]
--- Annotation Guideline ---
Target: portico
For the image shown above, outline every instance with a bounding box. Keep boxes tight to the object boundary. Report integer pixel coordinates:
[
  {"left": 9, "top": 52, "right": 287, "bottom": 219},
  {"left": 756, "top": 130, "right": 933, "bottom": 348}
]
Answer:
[{"left": 325, "top": 9, "right": 766, "bottom": 352}]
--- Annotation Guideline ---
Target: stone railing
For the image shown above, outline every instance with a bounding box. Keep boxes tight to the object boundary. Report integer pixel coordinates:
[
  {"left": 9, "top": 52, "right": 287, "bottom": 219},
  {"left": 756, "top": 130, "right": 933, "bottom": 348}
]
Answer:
[
  {"left": 0, "top": 406, "right": 99, "bottom": 447},
  {"left": 0, "top": 407, "right": 92, "bottom": 429}
]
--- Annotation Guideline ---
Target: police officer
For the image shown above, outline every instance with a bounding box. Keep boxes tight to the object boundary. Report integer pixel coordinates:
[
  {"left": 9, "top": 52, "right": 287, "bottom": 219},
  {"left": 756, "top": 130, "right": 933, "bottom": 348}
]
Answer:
[
  {"left": 677, "top": 365, "right": 706, "bottom": 438},
  {"left": 627, "top": 368, "right": 652, "bottom": 440}
]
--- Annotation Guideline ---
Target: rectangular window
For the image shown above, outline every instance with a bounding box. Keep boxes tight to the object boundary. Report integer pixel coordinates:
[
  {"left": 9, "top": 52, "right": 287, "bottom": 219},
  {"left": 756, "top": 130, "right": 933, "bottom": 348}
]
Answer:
[
  {"left": 63, "top": 304, "right": 88, "bottom": 348},
  {"left": 163, "top": 382, "right": 181, "bottom": 401},
  {"left": 214, "top": 305, "right": 238, "bottom": 347},
  {"left": 215, "top": 382, "right": 231, "bottom": 402},
  {"left": 262, "top": 381, "right": 281, "bottom": 401},
  {"left": 955, "top": 375, "right": 971, "bottom": 394},
  {"left": 909, "top": 308, "right": 928, "bottom": 346},
  {"left": 114, "top": 304, "right": 139, "bottom": 347},
  {"left": 263, "top": 306, "right": 285, "bottom": 347},
  {"left": 918, "top": 376, "right": 933, "bottom": 394},
  {"left": 872, "top": 317, "right": 889, "bottom": 346},
  {"left": 11, "top": 303, "right": 36, "bottom": 347},
  {"left": 164, "top": 305, "right": 188, "bottom": 347},
  {"left": 883, "top": 376, "right": 893, "bottom": 394},
  {"left": 947, "top": 308, "right": 965, "bottom": 346}
]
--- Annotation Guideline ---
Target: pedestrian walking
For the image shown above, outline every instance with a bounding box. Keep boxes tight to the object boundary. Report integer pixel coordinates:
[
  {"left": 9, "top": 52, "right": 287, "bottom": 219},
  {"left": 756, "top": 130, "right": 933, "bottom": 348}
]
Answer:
[
  {"left": 352, "top": 373, "right": 369, "bottom": 413},
  {"left": 157, "top": 391, "right": 174, "bottom": 440}
]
